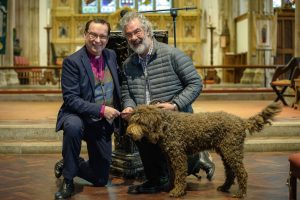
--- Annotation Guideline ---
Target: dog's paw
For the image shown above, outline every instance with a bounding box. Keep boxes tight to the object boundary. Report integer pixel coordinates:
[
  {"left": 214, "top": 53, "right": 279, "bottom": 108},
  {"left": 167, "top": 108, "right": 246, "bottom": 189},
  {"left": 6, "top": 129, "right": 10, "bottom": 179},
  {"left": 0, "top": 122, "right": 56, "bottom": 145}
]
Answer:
[
  {"left": 217, "top": 185, "right": 230, "bottom": 193},
  {"left": 169, "top": 188, "right": 186, "bottom": 197},
  {"left": 232, "top": 191, "right": 246, "bottom": 199}
]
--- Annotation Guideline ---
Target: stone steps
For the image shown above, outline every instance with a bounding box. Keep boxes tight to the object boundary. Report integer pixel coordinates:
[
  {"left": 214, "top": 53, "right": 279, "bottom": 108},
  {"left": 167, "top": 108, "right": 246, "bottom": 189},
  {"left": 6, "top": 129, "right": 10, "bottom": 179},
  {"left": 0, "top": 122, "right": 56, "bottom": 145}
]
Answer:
[
  {"left": 0, "top": 120, "right": 299, "bottom": 154},
  {"left": 245, "top": 137, "right": 300, "bottom": 152},
  {"left": 0, "top": 140, "right": 68, "bottom": 154},
  {"left": 0, "top": 92, "right": 275, "bottom": 101}
]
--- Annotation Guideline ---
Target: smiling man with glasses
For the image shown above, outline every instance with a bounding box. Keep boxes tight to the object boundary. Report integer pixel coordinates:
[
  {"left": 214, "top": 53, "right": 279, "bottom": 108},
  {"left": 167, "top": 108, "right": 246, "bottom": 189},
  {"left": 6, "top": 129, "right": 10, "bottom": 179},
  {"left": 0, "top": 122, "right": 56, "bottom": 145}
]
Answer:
[
  {"left": 86, "top": 31, "right": 108, "bottom": 41},
  {"left": 54, "top": 18, "right": 122, "bottom": 200}
]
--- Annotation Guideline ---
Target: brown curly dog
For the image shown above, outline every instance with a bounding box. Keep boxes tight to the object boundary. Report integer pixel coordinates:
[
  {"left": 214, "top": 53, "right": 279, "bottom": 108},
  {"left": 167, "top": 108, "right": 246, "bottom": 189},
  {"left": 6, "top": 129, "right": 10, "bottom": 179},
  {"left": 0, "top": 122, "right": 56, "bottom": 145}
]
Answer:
[{"left": 126, "top": 103, "right": 282, "bottom": 198}]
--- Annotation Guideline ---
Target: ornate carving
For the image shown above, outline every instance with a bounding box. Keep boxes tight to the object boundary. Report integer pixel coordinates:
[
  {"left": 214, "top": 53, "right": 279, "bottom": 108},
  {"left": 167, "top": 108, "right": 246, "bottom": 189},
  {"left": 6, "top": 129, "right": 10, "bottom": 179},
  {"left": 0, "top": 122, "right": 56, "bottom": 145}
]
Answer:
[
  {"left": 51, "top": 1, "right": 202, "bottom": 64},
  {"left": 165, "top": 21, "right": 174, "bottom": 37},
  {"left": 184, "top": 23, "right": 195, "bottom": 38}
]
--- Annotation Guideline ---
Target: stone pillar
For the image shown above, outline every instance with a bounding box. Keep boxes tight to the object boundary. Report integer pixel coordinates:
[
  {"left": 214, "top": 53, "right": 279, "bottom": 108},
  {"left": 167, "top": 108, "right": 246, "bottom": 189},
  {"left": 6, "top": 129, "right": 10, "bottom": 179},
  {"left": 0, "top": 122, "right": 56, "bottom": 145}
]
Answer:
[
  {"left": 0, "top": 0, "right": 19, "bottom": 86},
  {"left": 2, "top": 0, "right": 14, "bottom": 65},
  {"left": 241, "top": 0, "right": 274, "bottom": 87},
  {"left": 295, "top": 0, "right": 300, "bottom": 57},
  {"left": 15, "top": 0, "right": 39, "bottom": 65},
  {"left": 39, "top": 0, "right": 49, "bottom": 66}
]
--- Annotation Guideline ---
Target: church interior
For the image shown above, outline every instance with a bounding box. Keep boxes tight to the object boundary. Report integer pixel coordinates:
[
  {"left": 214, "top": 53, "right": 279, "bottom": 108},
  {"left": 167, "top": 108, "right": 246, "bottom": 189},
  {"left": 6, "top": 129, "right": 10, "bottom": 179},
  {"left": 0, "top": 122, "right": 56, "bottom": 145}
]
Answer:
[{"left": 0, "top": 0, "right": 300, "bottom": 199}]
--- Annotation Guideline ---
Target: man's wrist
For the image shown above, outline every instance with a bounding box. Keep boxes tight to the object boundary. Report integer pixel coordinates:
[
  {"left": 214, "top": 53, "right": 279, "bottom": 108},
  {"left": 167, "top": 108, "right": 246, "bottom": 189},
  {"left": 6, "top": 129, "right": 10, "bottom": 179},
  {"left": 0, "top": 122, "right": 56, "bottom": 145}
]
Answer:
[
  {"left": 100, "top": 105, "right": 105, "bottom": 118},
  {"left": 172, "top": 103, "right": 178, "bottom": 111}
]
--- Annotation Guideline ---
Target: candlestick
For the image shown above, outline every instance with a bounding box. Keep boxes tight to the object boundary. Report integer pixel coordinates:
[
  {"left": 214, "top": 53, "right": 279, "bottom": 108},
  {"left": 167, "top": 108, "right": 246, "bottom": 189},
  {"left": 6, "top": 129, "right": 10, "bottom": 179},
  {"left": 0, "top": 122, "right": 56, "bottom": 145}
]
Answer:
[{"left": 44, "top": 26, "right": 52, "bottom": 66}]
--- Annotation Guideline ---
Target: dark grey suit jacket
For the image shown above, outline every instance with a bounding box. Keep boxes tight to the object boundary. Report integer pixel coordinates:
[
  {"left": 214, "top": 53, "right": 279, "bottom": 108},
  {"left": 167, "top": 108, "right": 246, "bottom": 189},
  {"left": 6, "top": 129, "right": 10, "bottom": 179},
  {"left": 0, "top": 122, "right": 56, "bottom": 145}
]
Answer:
[{"left": 56, "top": 46, "right": 122, "bottom": 133}]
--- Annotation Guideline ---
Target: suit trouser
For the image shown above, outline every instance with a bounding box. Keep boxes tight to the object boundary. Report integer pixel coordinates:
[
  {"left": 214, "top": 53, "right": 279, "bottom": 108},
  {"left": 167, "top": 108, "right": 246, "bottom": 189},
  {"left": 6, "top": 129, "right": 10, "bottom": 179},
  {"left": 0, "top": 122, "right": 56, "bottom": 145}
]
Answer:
[
  {"left": 135, "top": 138, "right": 169, "bottom": 182},
  {"left": 61, "top": 114, "right": 113, "bottom": 186}
]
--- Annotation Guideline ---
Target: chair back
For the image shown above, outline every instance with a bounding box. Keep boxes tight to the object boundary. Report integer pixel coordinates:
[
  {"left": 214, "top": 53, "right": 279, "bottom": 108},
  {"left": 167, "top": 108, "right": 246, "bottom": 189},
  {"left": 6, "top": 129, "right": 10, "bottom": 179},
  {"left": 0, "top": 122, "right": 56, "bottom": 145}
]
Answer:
[
  {"left": 290, "top": 58, "right": 300, "bottom": 87},
  {"left": 271, "top": 57, "right": 300, "bottom": 82},
  {"left": 14, "top": 56, "right": 29, "bottom": 66}
]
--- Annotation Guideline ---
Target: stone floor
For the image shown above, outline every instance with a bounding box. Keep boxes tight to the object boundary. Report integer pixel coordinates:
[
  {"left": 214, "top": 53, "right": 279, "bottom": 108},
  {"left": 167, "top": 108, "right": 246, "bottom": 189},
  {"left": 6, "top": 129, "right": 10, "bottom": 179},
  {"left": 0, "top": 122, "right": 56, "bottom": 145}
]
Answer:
[
  {"left": 0, "top": 99, "right": 299, "bottom": 199},
  {"left": 0, "top": 152, "right": 298, "bottom": 200}
]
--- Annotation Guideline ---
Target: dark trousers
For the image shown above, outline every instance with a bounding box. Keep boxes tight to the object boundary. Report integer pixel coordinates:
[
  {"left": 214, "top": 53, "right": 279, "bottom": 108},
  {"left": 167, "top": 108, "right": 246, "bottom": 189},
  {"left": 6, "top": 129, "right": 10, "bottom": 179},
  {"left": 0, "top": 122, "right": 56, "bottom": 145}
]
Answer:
[
  {"left": 135, "top": 138, "right": 169, "bottom": 182},
  {"left": 61, "top": 114, "right": 113, "bottom": 186}
]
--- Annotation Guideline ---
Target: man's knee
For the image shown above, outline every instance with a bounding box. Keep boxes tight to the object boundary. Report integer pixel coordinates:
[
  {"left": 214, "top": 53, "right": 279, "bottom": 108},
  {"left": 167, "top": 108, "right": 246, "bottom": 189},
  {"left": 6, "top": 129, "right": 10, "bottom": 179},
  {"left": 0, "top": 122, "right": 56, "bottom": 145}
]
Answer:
[{"left": 63, "top": 115, "right": 84, "bottom": 139}]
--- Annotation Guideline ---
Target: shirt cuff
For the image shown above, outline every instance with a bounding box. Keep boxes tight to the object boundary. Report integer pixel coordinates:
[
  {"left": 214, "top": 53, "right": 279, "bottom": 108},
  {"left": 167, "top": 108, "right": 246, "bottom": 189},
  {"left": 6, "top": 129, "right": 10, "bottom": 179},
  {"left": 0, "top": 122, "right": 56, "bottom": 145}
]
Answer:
[{"left": 100, "top": 105, "right": 105, "bottom": 119}]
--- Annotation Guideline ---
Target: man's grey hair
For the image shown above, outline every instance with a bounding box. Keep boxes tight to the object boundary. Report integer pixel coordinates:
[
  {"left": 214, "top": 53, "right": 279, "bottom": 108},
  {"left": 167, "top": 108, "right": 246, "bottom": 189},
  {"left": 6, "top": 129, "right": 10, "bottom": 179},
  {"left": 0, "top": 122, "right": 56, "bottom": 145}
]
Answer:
[{"left": 119, "top": 11, "right": 154, "bottom": 38}]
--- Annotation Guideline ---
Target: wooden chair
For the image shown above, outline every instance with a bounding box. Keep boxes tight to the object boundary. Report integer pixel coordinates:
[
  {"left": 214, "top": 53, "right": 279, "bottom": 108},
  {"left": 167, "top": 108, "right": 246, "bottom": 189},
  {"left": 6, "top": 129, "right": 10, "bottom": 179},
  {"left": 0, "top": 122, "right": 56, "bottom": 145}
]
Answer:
[
  {"left": 14, "top": 56, "right": 30, "bottom": 84},
  {"left": 270, "top": 57, "right": 300, "bottom": 106},
  {"left": 288, "top": 153, "right": 300, "bottom": 200},
  {"left": 14, "top": 56, "right": 42, "bottom": 85}
]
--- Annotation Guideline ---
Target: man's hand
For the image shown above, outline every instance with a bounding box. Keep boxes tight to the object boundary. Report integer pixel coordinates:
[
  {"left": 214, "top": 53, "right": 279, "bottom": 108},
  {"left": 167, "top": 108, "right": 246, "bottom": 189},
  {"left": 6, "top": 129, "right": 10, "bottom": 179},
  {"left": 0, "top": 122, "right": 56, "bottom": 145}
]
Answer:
[
  {"left": 104, "top": 106, "right": 120, "bottom": 121},
  {"left": 121, "top": 107, "right": 134, "bottom": 121},
  {"left": 155, "top": 102, "right": 178, "bottom": 111}
]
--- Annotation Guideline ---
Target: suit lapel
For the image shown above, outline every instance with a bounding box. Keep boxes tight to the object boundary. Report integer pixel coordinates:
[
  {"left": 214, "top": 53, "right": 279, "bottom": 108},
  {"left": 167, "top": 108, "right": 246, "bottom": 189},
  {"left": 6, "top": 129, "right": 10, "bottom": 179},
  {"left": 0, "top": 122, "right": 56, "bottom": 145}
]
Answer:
[{"left": 81, "top": 48, "right": 95, "bottom": 97}]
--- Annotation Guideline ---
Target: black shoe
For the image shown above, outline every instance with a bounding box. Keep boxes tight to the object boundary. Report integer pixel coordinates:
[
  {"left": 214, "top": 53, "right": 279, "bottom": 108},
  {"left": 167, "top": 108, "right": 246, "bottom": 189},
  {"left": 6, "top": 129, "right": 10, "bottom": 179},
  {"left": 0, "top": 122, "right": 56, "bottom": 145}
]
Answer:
[
  {"left": 203, "top": 162, "right": 215, "bottom": 181},
  {"left": 188, "top": 154, "right": 202, "bottom": 179},
  {"left": 128, "top": 178, "right": 170, "bottom": 194},
  {"left": 54, "top": 159, "right": 64, "bottom": 178},
  {"left": 55, "top": 179, "right": 74, "bottom": 200},
  {"left": 54, "top": 157, "right": 85, "bottom": 179},
  {"left": 199, "top": 151, "right": 215, "bottom": 181}
]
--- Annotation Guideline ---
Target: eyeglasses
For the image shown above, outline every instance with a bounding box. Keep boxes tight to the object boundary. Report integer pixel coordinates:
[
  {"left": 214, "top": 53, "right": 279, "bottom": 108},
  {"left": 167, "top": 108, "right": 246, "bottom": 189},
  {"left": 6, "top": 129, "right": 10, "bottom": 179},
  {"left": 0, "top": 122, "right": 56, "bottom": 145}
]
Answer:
[
  {"left": 125, "top": 28, "right": 143, "bottom": 39},
  {"left": 86, "top": 31, "right": 108, "bottom": 41}
]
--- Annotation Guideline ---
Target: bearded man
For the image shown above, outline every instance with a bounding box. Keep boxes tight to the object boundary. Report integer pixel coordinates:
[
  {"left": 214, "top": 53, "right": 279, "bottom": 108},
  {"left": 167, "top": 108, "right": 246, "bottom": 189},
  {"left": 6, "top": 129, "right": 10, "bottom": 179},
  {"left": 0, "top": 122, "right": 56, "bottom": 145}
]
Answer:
[{"left": 119, "top": 12, "right": 215, "bottom": 194}]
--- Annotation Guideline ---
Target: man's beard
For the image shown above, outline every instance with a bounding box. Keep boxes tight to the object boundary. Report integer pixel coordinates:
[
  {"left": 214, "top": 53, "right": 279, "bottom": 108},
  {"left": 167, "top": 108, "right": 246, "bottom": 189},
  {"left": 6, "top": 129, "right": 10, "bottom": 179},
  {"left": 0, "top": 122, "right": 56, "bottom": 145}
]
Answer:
[{"left": 129, "top": 37, "right": 151, "bottom": 55}]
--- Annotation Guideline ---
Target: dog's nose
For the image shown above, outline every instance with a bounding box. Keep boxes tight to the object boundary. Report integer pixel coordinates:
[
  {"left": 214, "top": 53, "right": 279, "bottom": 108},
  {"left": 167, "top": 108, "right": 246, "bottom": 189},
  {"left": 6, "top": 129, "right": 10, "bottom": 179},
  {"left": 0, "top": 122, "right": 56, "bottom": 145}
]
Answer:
[
  {"left": 126, "top": 131, "right": 132, "bottom": 136},
  {"left": 126, "top": 127, "right": 134, "bottom": 136}
]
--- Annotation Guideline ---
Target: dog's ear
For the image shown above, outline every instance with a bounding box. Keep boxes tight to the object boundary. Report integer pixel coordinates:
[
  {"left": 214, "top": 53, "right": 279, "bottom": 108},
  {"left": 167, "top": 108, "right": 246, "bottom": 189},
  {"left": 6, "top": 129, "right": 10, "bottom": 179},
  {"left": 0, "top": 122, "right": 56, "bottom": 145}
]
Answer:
[
  {"left": 133, "top": 105, "right": 165, "bottom": 143},
  {"left": 133, "top": 105, "right": 162, "bottom": 126}
]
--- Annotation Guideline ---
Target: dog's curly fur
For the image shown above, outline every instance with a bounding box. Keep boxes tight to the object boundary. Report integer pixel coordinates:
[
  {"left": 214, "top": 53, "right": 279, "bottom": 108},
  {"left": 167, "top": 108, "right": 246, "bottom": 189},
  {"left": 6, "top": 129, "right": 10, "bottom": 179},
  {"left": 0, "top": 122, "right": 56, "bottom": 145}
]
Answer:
[{"left": 126, "top": 103, "right": 282, "bottom": 198}]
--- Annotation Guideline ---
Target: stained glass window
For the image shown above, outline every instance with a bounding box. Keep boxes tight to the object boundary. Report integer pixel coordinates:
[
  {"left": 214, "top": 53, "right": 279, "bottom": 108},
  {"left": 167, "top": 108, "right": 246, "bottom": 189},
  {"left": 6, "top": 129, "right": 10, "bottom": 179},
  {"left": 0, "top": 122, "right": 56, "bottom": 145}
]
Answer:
[
  {"left": 82, "top": 0, "right": 98, "bottom": 14},
  {"left": 100, "top": 0, "right": 116, "bottom": 13},
  {"left": 138, "top": 0, "right": 153, "bottom": 12},
  {"left": 272, "top": 0, "right": 282, "bottom": 7},
  {"left": 156, "top": 0, "right": 171, "bottom": 11},
  {"left": 119, "top": 0, "right": 135, "bottom": 9}
]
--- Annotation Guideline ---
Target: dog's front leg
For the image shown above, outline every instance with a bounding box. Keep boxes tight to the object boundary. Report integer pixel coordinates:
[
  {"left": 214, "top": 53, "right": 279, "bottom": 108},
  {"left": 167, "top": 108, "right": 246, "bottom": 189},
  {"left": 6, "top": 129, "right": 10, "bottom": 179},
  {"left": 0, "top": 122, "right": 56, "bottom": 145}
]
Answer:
[{"left": 167, "top": 150, "right": 188, "bottom": 197}]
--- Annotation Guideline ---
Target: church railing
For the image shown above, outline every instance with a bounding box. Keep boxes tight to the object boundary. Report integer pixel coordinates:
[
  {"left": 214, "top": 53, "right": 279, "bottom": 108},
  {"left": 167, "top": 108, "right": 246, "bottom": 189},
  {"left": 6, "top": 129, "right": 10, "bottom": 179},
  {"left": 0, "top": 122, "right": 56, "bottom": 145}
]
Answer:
[
  {"left": 195, "top": 64, "right": 280, "bottom": 90},
  {"left": 0, "top": 65, "right": 62, "bottom": 93},
  {"left": 0, "top": 64, "right": 282, "bottom": 94}
]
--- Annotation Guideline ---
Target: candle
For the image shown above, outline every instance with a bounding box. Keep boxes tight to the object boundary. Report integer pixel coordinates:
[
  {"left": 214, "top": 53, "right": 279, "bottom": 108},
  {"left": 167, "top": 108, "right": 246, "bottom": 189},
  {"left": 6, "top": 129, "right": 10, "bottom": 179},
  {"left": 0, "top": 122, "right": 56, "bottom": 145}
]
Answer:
[{"left": 47, "top": 8, "right": 50, "bottom": 26}]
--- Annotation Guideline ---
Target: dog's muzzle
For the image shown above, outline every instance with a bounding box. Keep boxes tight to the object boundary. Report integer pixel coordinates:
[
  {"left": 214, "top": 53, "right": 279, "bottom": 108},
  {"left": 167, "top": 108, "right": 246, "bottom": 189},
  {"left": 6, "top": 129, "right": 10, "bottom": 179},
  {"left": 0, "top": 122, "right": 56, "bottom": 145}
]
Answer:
[{"left": 126, "top": 124, "right": 144, "bottom": 141}]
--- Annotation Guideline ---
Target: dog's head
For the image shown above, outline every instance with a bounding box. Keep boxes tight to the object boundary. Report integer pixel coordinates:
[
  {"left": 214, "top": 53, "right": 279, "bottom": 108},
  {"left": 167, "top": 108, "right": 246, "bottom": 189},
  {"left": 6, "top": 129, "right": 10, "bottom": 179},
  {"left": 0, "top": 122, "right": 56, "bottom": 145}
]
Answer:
[{"left": 126, "top": 105, "right": 166, "bottom": 144}]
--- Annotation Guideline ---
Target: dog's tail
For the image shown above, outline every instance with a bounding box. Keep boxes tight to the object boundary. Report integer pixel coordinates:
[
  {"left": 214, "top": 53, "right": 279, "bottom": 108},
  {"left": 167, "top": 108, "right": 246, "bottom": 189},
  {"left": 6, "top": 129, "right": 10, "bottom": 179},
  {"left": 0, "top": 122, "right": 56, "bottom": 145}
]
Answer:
[{"left": 246, "top": 102, "right": 282, "bottom": 134}]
